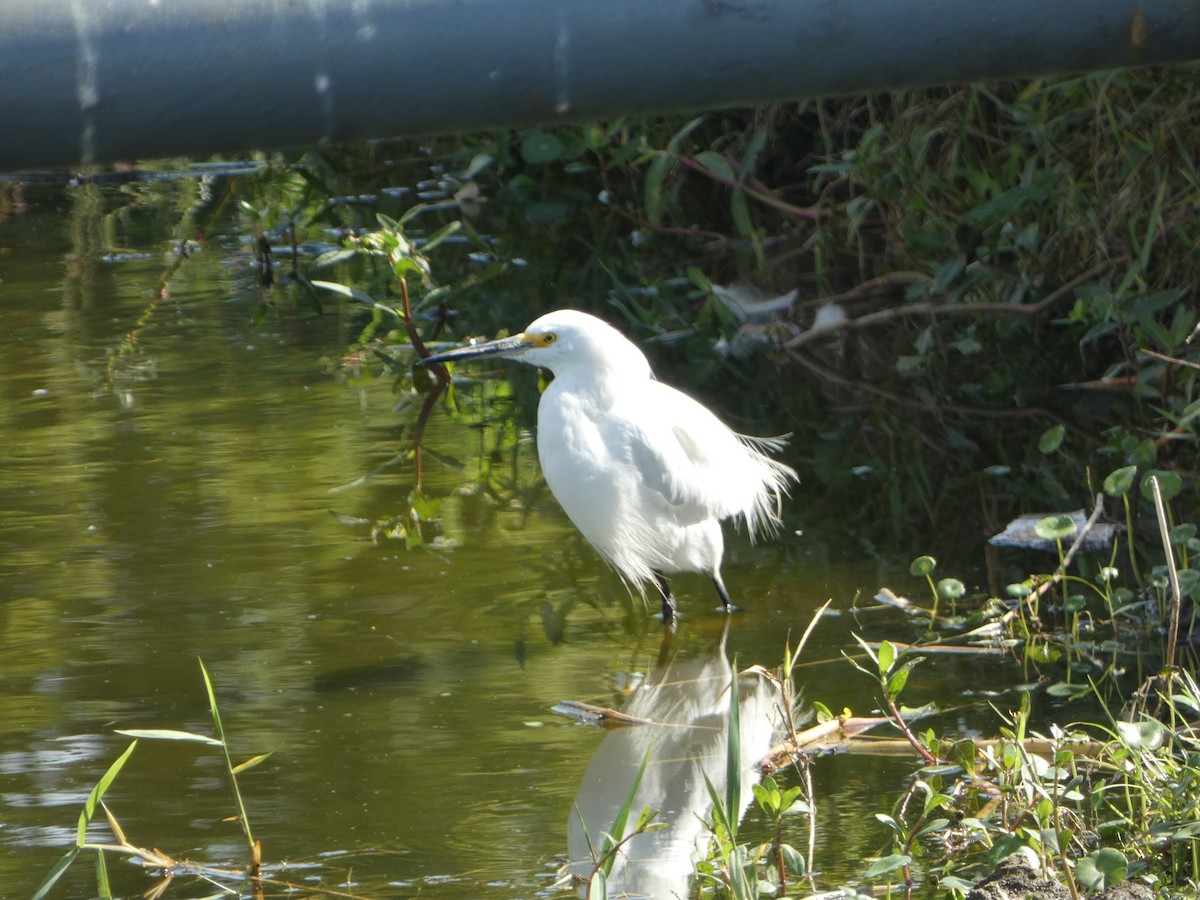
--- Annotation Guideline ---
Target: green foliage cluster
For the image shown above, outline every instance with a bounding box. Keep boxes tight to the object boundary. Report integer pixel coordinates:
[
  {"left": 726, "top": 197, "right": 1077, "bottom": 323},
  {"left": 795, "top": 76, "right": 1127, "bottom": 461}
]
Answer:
[
  {"left": 833, "top": 634, "right": 1200, "bottom": 897},
  {"left": 248, "top": 65, "right": 1199, "bottom": 556}
]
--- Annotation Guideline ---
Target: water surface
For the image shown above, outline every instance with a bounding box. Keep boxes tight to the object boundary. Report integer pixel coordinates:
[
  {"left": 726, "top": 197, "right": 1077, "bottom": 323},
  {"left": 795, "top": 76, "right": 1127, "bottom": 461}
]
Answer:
[{"left": 0, "top": 171, "right": 1034, "bottom": 898}]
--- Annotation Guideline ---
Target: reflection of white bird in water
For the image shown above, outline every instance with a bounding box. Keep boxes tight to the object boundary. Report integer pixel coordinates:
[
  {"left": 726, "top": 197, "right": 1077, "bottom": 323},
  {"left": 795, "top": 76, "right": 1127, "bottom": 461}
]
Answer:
[
  {"left": 563, "top": 644, "right": 785, "bottom": 897},
  {"left": 421, "top": 309, "right": 797, "bottom": 620}
]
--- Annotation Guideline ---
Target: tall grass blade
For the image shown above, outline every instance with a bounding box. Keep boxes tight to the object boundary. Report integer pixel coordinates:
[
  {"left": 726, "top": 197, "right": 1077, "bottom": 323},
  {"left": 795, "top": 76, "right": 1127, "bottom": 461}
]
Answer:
[
  {"left": 598, "top": 744, "right": 654, "bottom": 877},
  {"left": 31, "top": 848, "right": 80, "bottom": 900},
  {"left": 701, "top": 768, "right": 733, "bottom": 839},
  {"left": 115, "top": 728, "right": 223, "bottom": 746},
  {"left": 95, "top": 847, "right": 112, "bottom": 900},
  {"left": 199, "top": 658, "right": 255, "bottom": 850},
  {"left": 77, "top": 740, "right": 138, "bottom": 846},
  {"left": 725, "top": 662, "right": 741, "bottom": 841}
]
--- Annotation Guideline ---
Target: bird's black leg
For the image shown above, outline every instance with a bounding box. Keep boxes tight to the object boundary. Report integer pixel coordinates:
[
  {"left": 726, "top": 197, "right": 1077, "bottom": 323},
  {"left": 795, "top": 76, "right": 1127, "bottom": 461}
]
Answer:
[
  {"left": 712, "top": 573, "right": 734, "bottom": 613},
  {"left": 653, "top": 571, "right": 677, "bottom": 624}
]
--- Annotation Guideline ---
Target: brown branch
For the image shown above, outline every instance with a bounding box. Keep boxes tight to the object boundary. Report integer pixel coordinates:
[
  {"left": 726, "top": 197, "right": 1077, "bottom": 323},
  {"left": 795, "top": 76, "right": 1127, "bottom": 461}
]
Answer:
[
  {"left": 398, "top": 277, "right": 449, "bottom": 490},
  {"left": 672, "top": 152, "right": 821, "bottom": 222},
  {"left": 787, "top": 349, "right": 1057, "bottom": 421},
  {"left": 788, "top": 271, "right": 932, "bottom": 316},
  {"left": 1141, "top": 347, "right": 1200, "bottom": 372},
  {"left": 783, "top": 260, "right": 1111, "bottom": 351}
]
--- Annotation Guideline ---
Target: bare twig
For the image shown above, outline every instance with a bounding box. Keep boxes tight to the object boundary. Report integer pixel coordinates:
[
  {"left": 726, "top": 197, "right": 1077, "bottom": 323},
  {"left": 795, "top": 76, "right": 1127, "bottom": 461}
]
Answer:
[
  {"left": 784, "top": 260, "right": 1109, "bottom": 350},
  {"left": 787, "top": 349, "right": 1057, "bottom": 421},
  {"left": 1150, "top": 476, "right": 1183, "bottom": 669},
  {"left": 672, "top": 152, "right": 821, "bottom": 222}
]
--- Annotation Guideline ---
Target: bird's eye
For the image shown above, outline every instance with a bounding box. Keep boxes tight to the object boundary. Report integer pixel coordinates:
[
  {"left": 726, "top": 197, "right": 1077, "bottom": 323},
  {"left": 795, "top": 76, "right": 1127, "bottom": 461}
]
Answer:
[{"left": 543, "top": 333, "right": 556, "bottom": 344}]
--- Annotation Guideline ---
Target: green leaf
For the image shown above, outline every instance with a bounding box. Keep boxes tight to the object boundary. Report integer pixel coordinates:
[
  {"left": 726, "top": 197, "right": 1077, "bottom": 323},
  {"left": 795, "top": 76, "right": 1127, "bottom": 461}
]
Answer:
[
  {"left": 95, "top": 848, "right": 112, "bottom": 900},
  {"left": 1038, "top": 424, "right": 1065, "bottom": 454},
  {"left": 915, "top": 817, "right": 951, "bottom": 838},
  {"left": 940, "top": 875, "right": 975, "bottom": 891},
  {"left": 524, "top": 201, "right": 570, "bottom": 223},
  {"left": 909, "top": 555, "right": 936, "bottom": 576},
  {"left": 779, "top": 786, "right": 804, "bottom": 813},
  {"left": 877, "top": 640, "right": 896, "bottom": 675},
  {"left": 666, "top": 115, "right": 707, "bottom": 152},
  {"left": 1046, "top": 681, "right": 1088, "bottom": 698},
  {"left": 421, "top": 220, "right": 463, "bottom": 253},
  {"left": 231, "top": 751, "right": 275, "bottom": 775},
  {"left": 310, "top": 279, "right": 389, "bottom": 311},
  {"left": 936, "top": 578, "right": 965, "bottom": 601},
  {"left": 1076, "top": 848, "right": 1127, "bottom": 891},
  {"left": 644, "top": 152, "right": 673, "bottom": 226},
  {"left": 32, "top": 848, "right": 80, "bottom": 900},
  {"left": 780, "top": 843, "right": 806, "bottom": 876},
  {"left": 77, "top": 741, "right": 138, "bottom": 846},
  {"left": 1171, "top": 523, "right": 1198, "bottom": 545},
  {"left": 598, "top": 744, "right": 654, "bottom": 875},
  {"left": 1170, "top": 820, "right": 1200, "bottom": 838},
  {"left": 588, "top": 868, "right": 607, "bottom": 899},
  {"left": 519, "top": 131, "right": 564, "bottom": 164},
  {"left": 685, "top": 265, "right": 712, "bottom": 292},
  {"left": 730, "top": 188, "right": 753, "bottom": 237},
  {"left": 115, "top": 728, "right": 222, "bottom": 746},
  {"left": 311, "top": 247, "right": 358, "bottom": 269},
  {"left": 701, "top": 768, "right": 733, "bottom": 839},
  {"left": 1116, "top": 720, "right": 1164, "bottom": 751},
  {"left": 1103, "top": 465, "right": 1137, "bottom": 496},
  {"left": 725, "top": 664, "right": 741, "bottom": 837},
  {"left": 693, "top": 150, "right": 736, "bottom": 182},
  {"left": 887, "top": 658, "right": 923, "bottom": 699},
  {"left": 634, "top": 805, "right": 660, "bottom": 832},
  {"left": 1141, "top": 470, "right": 1183, "bottom": 502},
  {"left": 408, "top": 488, "right": 442, "bottom": 520},
  {"left": 874, "top": 813, "right": 900, "bottom": 832},
  {"left": 864, "top": 853, "right": 912, "bottom": 878},
  {"left": 200, "top": 661, "right": 228, "bottom": 748},
  {"left": 1063, "top": 594, "right": 1086, "bottom": 614},
  {"left": 1034, "top": 514, "right": 1076, "bottom": 541},
  {"left": 1027, "top": 644, "right": 1061, "bottom": 663}
]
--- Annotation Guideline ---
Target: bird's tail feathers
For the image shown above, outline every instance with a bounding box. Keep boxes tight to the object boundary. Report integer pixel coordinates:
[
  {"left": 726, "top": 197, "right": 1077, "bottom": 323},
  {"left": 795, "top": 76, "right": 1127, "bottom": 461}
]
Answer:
[
  {"left": 735, "top": 432, "right": 792, "bottom": 454},
  {"left": 745, "top": 463, "right": 797, "bottom": 541},
  {"left": 734, "top": 437, "right": 798, "bottom": 542}
]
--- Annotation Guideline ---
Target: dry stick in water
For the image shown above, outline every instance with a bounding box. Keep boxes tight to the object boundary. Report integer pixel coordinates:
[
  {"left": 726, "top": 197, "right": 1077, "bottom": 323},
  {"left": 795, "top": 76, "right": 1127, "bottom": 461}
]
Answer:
[{"left": 1149, "top": 475, "right": 1184, "bottom": 670}]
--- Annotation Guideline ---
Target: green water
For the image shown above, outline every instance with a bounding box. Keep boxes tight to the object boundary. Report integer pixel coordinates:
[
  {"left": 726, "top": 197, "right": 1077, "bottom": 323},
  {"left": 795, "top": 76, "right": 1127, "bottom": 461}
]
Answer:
[{"left": 0, "top": 172, "right": 1035, "bottom": 898}]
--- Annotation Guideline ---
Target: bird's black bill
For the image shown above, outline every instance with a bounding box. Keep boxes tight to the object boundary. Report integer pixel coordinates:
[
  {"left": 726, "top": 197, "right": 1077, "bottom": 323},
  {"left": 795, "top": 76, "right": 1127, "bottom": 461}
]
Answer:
[{"left": 418, "top": 334, "right": 531, "bottom": 367}]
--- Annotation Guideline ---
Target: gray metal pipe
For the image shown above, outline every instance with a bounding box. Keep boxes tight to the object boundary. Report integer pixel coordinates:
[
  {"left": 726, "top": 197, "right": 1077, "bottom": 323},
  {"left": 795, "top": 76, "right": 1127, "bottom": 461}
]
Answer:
[{"left": 1, "top": 0, "right": 1196, "bottom": 173}]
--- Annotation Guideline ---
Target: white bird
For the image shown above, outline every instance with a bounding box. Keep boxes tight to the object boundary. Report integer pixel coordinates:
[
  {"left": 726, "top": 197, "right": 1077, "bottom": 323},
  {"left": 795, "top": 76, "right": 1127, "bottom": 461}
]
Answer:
[{"left": 420, "top": 309, "right": 797, "bottom": 621}]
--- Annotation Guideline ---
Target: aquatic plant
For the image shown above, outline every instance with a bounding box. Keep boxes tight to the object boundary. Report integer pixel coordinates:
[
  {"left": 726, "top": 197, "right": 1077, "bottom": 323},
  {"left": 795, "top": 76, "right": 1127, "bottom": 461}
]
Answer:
[{"left": 33, "top": 661, "right": 270, "bottom": 899}]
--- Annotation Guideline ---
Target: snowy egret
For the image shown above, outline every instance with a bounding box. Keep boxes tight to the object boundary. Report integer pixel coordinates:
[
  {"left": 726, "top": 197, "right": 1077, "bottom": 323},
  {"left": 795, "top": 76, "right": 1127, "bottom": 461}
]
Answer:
[{"left": 420, "top": 310, "right": 797, "bottom": 620}]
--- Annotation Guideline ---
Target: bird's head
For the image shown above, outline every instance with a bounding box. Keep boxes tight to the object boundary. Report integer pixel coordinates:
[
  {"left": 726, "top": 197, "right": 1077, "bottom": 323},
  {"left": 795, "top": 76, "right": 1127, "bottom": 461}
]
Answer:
[{"left": 419, "top": 309, "right": 651, "bottom": 381}]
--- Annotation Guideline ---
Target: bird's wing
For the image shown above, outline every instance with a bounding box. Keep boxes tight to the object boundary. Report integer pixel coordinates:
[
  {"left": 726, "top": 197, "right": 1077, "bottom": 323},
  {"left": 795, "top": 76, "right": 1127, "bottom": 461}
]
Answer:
[
  {"left": 616, "top": 383, "right": 751, "bottom": 521},
  {"left": 614, "top": 380, "right": 796, "bottom": 534}
]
